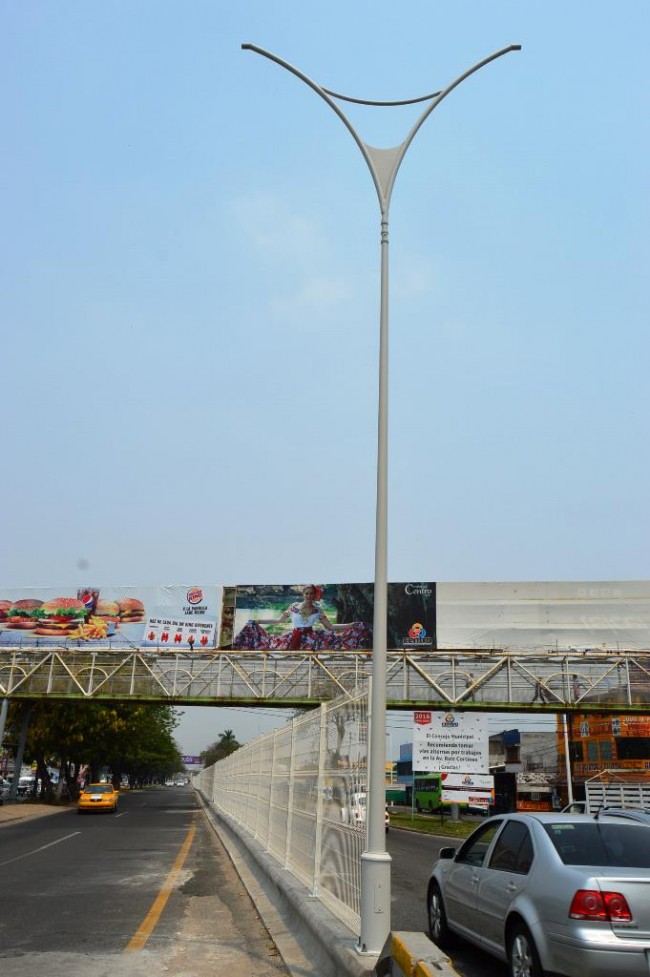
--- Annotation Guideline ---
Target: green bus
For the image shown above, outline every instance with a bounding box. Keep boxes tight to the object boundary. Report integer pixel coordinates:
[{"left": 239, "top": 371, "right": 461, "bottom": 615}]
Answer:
[
  {"left": 386, "top": 785, "right": 407, "bottom": 805},
  {"left": 413, "top": 773, "right": 443, "bottom": 813}
]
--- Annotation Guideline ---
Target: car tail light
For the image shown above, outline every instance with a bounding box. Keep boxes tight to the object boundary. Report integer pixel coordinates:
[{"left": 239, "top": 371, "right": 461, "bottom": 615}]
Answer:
[{"left": 569, "top": 889, "right": 632, "bottom": 921}]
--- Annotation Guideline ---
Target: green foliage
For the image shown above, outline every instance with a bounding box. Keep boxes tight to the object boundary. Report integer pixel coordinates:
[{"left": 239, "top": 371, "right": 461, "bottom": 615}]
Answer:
[
  {"left": 5, "top": 699, "right": 183, "bottom": 793},
  {"left": 200, "top": 728, "right": 241, "bottom": 767},
  {"left": 388, "top": 810, "right": 477, "bottom": 839}
]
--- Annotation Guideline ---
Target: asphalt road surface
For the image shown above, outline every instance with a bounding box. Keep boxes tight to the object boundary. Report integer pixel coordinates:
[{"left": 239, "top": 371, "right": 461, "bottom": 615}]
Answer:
[
  {"left": 388, "top": 824, "right": 508, "bottom": 977},
  {"left": 0, "top": 786, "right": 288, "bottom": 977},
  {"left": 2, "top": 790, "right": 508, "bottom": 977}
]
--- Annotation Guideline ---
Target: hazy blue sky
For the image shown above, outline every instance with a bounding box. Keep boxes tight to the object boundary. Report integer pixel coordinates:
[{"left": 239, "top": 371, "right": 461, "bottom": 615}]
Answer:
[{"left": 2, "top": 3, "right": 648, "bottom": 754}]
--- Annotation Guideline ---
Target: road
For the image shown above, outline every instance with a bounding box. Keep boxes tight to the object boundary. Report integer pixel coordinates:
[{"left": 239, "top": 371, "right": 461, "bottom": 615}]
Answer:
[
  {"left": 1, "top": 790, "right": 506, "bottom": 977},
  {"left": 388, "top": 824, "right": 508, "bottom": 977},
  {"left": 0, "top": 786, "right": 288, "bottom": 977}
]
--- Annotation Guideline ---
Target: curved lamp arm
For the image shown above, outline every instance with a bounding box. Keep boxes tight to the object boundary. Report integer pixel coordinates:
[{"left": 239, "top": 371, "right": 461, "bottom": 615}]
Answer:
[{"left": 242, "top": 42, "right": 521, "bottom": 216}]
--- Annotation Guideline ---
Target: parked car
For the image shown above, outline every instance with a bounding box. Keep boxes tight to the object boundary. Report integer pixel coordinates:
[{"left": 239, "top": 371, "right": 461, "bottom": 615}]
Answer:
[
  {"left": 594, "top": 807, "right": 650, "bottom": 825},
  {"left": 427, "top": 811, "right": 650, "bottom": 977},
  {"left": 562, "top": 802, "right": 650, "bottom": 823},
  {"left": 77, "top": 783, "right": 119, "bottom": 814},
  {"left": 561, "top": 800, "right": 587, "bottom": 814},
  {"left": 16, "top": 775, "right": 35, "bottom": 797}
]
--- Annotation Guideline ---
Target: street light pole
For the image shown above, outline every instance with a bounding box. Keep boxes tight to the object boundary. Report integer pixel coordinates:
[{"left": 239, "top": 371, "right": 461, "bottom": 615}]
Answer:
[{"left": 242, "top": 41, "right": 520, "bottom": 955}]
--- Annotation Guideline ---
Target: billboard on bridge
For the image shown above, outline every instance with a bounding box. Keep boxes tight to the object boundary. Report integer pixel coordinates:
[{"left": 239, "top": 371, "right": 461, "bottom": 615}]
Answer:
[
  {"left": 219, "top": 582, "right": 437, "bottom": 651},
  {"left": 0, "top": 585, "right": 221, "bottom": 650},
  {"left": 2, "top": 580, "right": 649, "bottom": 654},
  {"left": 435, "top": 580, "right": 650, "bottom": 651}
]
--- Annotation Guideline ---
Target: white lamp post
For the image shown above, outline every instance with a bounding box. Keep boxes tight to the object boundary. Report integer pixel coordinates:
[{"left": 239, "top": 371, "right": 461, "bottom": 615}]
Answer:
[{"left": 242, "top": 41, "right": 520, "bottom": 955}]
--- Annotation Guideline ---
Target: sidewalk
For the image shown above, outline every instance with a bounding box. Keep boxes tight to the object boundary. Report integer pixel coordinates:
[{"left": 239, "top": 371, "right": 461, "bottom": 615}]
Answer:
[{"left": 0, "top": 799, "right": 72, "bottom": 825}]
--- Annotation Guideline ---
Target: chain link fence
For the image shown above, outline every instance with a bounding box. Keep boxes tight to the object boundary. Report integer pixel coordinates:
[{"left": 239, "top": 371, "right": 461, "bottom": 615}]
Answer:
[{"left": 194, "top": 683, "right": 370, "bottom": 932}]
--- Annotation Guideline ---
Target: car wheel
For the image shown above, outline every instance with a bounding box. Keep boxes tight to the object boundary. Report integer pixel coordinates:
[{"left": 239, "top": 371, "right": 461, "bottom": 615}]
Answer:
[
  {"left": 428, "top": 882, "right": 452, "bottom": 948},
  {"left": 508, "top": 922, "right": 543, "bottom": 977}
]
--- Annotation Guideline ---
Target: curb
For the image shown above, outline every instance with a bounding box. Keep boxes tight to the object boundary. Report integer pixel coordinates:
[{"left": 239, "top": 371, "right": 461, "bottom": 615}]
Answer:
[
  {"left": 385, "top": 932, "right": 458, "bottom": 977},
  {"left": 196, "top": 790, "right": 376, "bottom": 977},
  {"left": 196, "top": 791, "right": 462, "bottom": 977}
]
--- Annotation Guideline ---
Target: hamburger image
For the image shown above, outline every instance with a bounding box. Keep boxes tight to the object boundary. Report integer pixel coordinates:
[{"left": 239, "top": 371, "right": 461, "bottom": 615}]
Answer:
[
  {"left": 6, "top": 598, "right": 43, "bottom": 630},
  {"left": 33, "top": 597, "right": 86, "bottom": 636},
  {"left": 0, "top": 600, "right": 12, "bottom": 623},
  {"left": 117, "top": 597, "right": 145, "bottom": 623},
  {"left": 95, "top": 600, "right": 120, "bottom": 623}
]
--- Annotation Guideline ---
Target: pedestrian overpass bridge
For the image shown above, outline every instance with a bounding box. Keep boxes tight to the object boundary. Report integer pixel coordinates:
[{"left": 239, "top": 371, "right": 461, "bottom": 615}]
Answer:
[{"left": 1, "top": 645, "right": 648, "bottom": 713}]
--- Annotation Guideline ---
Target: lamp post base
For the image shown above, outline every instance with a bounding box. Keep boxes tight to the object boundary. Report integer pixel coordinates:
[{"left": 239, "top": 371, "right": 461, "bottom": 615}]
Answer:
[{"left": 357, "top": 849, "right": 391, "bottom": 955}]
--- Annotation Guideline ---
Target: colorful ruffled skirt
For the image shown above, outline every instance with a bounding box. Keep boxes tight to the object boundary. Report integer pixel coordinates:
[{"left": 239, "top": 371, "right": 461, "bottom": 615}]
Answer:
[{"left": 232, "top": 620, "right": 372, "bottom": 651}]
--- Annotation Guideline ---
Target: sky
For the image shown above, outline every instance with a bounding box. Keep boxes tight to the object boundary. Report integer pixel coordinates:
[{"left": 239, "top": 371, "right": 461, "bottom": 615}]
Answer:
[{"left": 2, "top": 3, "right": 649, "bottom": 757}]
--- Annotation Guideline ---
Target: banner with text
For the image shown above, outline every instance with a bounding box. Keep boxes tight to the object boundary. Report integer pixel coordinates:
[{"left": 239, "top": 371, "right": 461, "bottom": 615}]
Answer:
[
  {"left": 441, "top": 772, "right": 494, "bottom": 807},
  {"left": 413, "top": 711, "right": 488, "bottom": 774},
  {"left": 0, "top": 585, "right": 220, "bottom": 651}
]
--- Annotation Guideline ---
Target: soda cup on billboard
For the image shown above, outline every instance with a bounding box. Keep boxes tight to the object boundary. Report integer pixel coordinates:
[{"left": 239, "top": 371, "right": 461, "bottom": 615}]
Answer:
[{"left": 77, "top": 588, "right": 100, "bottom": 620}]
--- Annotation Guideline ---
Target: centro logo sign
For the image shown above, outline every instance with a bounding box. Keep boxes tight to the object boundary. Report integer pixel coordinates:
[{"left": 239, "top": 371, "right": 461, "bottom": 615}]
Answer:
[
  {"left": 441, "top": 713, "right": 459, "bottom": 728},
  {"left": 187, "top": 587, "right": 203, "bottom": 605},
  {"left": 405, "top": 583, "right": 433, "bottom": 596}
]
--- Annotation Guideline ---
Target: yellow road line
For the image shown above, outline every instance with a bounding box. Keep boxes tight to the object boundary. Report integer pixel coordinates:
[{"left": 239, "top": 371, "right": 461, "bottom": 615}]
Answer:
[{"left": 125, "top": 824, "right": 196, "bottom": 952}]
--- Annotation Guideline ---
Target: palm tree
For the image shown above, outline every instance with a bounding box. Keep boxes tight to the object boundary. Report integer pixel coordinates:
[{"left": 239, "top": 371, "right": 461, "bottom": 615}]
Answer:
[
  {"left": 218, "top": 729, "right": 239, "bottom": 756},
  {"left": 200, "top": 729, "right": 241, "bottom": 766}
]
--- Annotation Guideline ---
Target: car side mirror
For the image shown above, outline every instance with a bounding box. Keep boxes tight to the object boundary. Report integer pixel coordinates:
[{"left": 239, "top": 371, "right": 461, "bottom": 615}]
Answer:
[{"left": 439, "top": 847, "right": 456, "bottom": 860}]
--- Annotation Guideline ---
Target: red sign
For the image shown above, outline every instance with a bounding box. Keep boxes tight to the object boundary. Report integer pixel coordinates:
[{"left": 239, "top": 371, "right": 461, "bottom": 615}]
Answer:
[{"left": 414, "top": 711, "right": 432, "bottom": 726}]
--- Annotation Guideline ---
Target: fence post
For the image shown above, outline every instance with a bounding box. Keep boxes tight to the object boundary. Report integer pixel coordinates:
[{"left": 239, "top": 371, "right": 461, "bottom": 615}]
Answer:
[
  {"left": 284, "top": 716, "right": 297, "bottom": 870},
  {"left": 311, "top": 701, "right": 328, "bottom": 897},
  {"left": 254, "top": 739, "right": 264, "bottom": 840},
  {"left": 266, "top": 729, "right": 278, "bottom": 852}
]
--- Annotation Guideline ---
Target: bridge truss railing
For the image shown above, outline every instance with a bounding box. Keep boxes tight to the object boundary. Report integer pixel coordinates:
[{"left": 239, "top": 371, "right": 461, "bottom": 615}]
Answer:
[{"left": 1, "top": 646, "right": 648, "bottom": 711}]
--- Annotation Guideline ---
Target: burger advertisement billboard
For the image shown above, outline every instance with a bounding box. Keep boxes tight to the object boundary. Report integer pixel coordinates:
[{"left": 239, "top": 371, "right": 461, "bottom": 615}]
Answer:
[{"left": 0, "top": 586, "right": 221, "bottom": 651}]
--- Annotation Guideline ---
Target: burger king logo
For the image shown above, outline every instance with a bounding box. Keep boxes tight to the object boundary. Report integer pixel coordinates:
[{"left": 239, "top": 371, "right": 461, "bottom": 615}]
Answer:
[{"left": 187, "top": 587, "right": 203, "bottom": 605}]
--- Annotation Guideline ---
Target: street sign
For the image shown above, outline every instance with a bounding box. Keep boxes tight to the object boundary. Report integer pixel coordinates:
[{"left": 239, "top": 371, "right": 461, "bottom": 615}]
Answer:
[
  {"left": 441, "top": 772, "right": 494, "bottom": 806},
  {"left": 413, "top": 711, "right": 488, "bottom": 774}
]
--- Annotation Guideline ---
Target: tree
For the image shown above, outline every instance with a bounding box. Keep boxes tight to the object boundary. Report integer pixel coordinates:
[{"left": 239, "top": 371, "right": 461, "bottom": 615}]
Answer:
[
  {"left": 200, "top": 728, "right": 242, "bottom": 767},
  {"left": 4, "top": 699, "right": 183, "bottom": 798}
]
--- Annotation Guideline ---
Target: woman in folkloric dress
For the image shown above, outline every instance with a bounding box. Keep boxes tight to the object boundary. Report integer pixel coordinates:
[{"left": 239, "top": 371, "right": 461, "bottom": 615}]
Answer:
[{"left": 232, "top": 584, "right": 371, "bottom": 652}]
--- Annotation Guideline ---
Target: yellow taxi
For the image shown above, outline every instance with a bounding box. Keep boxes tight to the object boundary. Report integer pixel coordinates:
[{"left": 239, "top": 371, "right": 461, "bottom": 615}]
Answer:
[{"left": 77, "top": 782, "right": 119, "bottom": 814}]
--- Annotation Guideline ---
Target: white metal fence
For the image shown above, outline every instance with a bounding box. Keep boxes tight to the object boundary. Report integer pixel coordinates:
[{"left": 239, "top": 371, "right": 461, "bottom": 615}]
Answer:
[{"left": 194, "top": 684, "right": 369, "bottom": 933}]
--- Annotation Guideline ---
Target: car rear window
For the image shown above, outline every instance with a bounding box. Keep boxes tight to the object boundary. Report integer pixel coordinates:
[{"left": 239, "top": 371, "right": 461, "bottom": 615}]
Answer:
[
  {"left": 545, "top": 822, "right": 650, "bottom": 867},
  {"left": 84, "top": 785, "right": 113, "bottom": 794}
]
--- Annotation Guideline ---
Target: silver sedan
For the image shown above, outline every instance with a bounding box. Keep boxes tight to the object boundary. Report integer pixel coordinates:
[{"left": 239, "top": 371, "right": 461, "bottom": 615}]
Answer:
[{"left": 427, "top": 811, "right": 650, "bottom": 977}]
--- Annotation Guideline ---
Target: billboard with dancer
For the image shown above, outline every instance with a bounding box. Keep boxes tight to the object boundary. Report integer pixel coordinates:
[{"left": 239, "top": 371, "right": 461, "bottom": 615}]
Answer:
[{"left": 219, "top": 581, "right": 437, "bottom": 651}]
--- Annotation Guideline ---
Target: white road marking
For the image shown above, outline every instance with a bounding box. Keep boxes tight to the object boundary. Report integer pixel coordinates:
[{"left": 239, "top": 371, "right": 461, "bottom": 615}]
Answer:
[{"left": 0, "top": 832, "right": 81, "bottom": 867}]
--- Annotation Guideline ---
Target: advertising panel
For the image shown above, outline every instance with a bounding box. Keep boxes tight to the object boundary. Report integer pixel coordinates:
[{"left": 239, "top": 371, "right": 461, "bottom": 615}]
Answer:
[
  {"left": 0, "top": 585, "right": 220, "bottom": 650},
  {"left": 219, "top": 581, "right": 436, "bottom": 651},
  {"left": 441, "top": 772, "right": 494, "bottom": 807},
  {"left": 435, "top": 580, "right": 650, "bottom": 651},
  {"left": 413, "top": 710, "right": 488, "bottom": 774}
]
